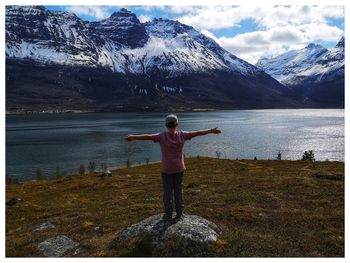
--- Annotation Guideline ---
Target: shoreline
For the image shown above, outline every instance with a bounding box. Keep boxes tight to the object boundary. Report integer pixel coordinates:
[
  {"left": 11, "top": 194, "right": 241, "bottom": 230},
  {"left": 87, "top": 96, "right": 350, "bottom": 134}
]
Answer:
[
  {"left": 6, "top": 157, "right": 345, "bottom": 184},
  {"left": 5, "top": 107, "right": 345, "bottom": 115}
]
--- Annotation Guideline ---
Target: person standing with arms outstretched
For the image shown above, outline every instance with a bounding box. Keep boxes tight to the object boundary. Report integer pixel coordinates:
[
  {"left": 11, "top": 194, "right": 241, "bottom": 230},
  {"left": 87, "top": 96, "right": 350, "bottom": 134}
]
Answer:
[{"left": 125, "top": 114, "right": 221, "bottom": 221}]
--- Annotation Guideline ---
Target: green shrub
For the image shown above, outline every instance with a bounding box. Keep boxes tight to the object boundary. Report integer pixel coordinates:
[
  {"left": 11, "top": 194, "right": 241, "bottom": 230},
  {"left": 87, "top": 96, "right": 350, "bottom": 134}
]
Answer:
[{"left": 302, "top": 150, "right": 315, "bottom": 162}]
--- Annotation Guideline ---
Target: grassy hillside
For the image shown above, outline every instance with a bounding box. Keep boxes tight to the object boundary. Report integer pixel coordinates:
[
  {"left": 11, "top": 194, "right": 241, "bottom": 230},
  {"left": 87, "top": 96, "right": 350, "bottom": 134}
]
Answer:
[{"left": 6, "top": 157, "right": 344, "bottom": 257}]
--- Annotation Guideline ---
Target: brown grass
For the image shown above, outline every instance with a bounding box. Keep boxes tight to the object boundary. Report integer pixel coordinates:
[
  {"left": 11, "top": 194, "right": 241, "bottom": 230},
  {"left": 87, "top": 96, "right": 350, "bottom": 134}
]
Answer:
[{"left": 6, "top": 157, "right": 344, "bottom": 257}]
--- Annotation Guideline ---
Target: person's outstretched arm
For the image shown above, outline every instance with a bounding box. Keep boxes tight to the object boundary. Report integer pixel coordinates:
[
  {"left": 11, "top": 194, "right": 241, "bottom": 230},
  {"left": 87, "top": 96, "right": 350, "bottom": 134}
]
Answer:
[
  {"left": 125, "top": 134, "right": 155, "bottom": 141},
  {"left": 188, "top": 127, "right": 221, "bottom": 138}
]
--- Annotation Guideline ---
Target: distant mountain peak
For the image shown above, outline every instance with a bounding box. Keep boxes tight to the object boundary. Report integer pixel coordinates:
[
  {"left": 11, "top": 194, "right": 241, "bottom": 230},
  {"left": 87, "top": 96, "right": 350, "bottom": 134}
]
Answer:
[
  {"left": 305, "top": 43, "right": 323, "bottom": 49},
  {"left": 119, "top": 8, "right": 132, "bottom": 13},
  {"left": 256, "top": 42, "right": 329, "bottom": 83},
  {"left": 93, "top": 8, "right": 147, "bottom": 48},
  {"left": 336, "top": 36, "right": 344, "bottom": 48},
  {"left": 110, "top": 8, "right": 135, "bottom": 18}
]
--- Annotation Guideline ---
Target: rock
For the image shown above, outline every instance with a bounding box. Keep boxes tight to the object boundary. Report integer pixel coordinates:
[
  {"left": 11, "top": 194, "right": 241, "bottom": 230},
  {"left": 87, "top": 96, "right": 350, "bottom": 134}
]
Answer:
[
  {"left": 73, "top": 248, "right": 80, "bottom": 256},
  {"left": 32, "top": 222, "right": 55, "bottom": 231},
  {"left": 38, "top": 235, "right": 79, "bottom": 257},
  {"left": 114, "top": 213, "right": 221, "bottom": 256},
  {"left": 101, "top": 170, "right": 112, "bottom": 177},
  {"left": 6, "top": 197, "right": 20, "bottom": 206},
  {"left": 105, "top": 170, "right": 112, "bottom": 176}
]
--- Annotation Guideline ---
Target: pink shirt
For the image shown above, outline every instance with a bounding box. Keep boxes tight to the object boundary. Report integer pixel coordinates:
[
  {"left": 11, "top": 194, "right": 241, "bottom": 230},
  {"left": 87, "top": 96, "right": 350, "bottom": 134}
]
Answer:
[{"left": 152, "top": 130, "right": 194, "bottom": 174}]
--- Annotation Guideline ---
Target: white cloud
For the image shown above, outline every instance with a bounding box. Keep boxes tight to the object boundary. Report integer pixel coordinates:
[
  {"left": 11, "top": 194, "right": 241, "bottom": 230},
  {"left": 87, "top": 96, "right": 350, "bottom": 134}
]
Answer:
[
  {"left": 298, "top": 23, "right": 343, "bottom": 42},
  {"left": 139, "top": 15, "right": 152, "bottom": 23},
  {"left": 257, "top": 5, "right": 327, "bottom": 29},
  {"left": 176, "top": 5, "right": 344, "bottom": 31},
  {"left": 178, "top": 6, "right": 257, "bottom": 30},
  {"left": 209, "top": 23, "right": 343, "bottom": 64},
  {"left": 174, "top": 6, "right": 344, "bottom": 63},
  {"left": 316, "top": 5, "right": 345, "bottom": 18},
  {"left": 200, "top": 30, "right": 217, "bottom": 40},
  {"left": 65, "top": 6, "right": 111, "bottom": 20},
  {"left": 269, "top": 26, "right": 304, "bottom": 43},
  {"left": 168, "top": 6, "right": 203, "bottom": 15}
]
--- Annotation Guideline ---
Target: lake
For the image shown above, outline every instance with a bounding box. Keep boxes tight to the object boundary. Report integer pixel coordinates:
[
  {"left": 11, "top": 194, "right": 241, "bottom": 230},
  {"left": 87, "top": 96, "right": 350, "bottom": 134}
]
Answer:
[{"left": 6, "top": 109, "right": 344, "bottom": 181}]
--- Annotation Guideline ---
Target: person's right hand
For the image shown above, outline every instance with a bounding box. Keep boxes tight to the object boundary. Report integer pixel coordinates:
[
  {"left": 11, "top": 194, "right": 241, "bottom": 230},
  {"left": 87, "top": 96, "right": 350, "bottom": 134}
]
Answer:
[{"left": 124, "top": 135, "right": 133, "bottom": 142}]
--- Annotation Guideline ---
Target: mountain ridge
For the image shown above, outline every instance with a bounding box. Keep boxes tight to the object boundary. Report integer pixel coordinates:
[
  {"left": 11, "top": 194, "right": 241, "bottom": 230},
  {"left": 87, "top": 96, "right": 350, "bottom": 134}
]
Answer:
[
  {"left": 256, "top": 37, "right": 344, "bottom": 107},
  {"left": 5, "top": 6, "right": 323, "bottom": 112}
]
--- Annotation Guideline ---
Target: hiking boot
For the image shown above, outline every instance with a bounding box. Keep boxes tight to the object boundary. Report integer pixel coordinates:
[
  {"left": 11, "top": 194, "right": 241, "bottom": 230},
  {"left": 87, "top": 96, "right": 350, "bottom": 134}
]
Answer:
[
  {"left": 175, "top": 213, "right": 183, "bottom": 221},
  {"left": 162, "top": 213, "right": 173, "bottom": 221}
]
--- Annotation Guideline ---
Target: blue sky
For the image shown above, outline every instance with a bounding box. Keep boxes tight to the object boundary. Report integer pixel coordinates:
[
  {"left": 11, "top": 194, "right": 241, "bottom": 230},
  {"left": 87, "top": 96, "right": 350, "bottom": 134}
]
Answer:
[{"left": 45, "top": 5, "right": 344, "bottom": 64}]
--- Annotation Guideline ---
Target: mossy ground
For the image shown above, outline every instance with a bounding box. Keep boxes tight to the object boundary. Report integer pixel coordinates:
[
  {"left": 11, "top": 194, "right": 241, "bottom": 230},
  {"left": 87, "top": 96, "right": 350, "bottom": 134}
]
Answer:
[{"left": 6, "top": 157, "right": 344, "bottom": 257}]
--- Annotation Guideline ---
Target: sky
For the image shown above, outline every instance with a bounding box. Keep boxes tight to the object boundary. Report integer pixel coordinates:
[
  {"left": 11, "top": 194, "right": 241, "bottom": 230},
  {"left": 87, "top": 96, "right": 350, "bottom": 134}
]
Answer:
[{"left": 43, "top": 5, "right": 345, "bottom": 64}]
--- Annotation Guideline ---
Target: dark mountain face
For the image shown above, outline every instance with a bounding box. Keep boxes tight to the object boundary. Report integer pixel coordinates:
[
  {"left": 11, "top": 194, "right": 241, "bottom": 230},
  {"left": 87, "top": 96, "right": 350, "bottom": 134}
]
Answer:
[
  {"left": 6, "top": 60, "right": 309, "bottom": 112},
  {"left": 6, "top": 6, "right": 51, "bottom": 43},
  {"left": 90, "top": 8, "right": 148, "bottom": 48},
  {"left": 6, "top": 5, "right": 316, "bottom": 112}
]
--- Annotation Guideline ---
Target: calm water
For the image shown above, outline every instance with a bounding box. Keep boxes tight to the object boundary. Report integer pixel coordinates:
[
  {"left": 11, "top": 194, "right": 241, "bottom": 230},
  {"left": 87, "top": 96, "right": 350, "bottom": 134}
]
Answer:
[{"left": 6, "top": 109, "right": 344, "bottom": 181}]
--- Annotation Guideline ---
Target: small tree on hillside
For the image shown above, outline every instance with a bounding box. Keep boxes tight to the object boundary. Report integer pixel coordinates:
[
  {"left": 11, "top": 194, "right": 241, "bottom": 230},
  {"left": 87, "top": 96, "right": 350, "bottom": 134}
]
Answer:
[
  {"left": 79, "top": 164, "right": 85, "bottom": 175},
  {"left": 55, "top": 165, "right": 61, "bottom": 178},
  {"left": 302, "top": 150, "right": 315, "bottom": 162},
  {"left": 36, "top": 168, "right": 43, "bottom": 180},
  {"left": 101, "top": 163, "right": 107, "bottom": 173},
  {"left": 88, "top": 161, "right": 96, "bottom": 173},
  {"left": 6, "top": 174, "right": 19, "bottom": 185},
  {"left": 277, "top": 151, "right": 282, "bottom": 160}
]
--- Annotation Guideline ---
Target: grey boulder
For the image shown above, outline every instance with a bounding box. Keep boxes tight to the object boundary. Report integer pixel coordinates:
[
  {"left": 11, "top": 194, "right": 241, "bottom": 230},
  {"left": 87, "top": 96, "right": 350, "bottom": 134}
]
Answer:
[
  {"left": 114, "top": 213, "right": 221, "bottom": 256},
  {"left": 38, "top": 235, "right": 79, "bottom": 257}
]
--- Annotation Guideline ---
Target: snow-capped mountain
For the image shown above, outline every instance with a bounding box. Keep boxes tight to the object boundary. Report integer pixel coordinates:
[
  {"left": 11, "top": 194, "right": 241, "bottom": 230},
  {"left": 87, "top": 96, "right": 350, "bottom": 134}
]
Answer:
[
  {"left": 256, "top": 38, "right": 344, "bottom": 107},
  {"left": 5, "top": 5, "right": 312, "bottom": 112},
  {"left": 6, "top": 6, "right": 102, "bottom": 65},
  {"left": 287, "top": 37, "right": 344, "bottom": 85},
  {"left": 256, "top": 38, "right": 344, "bottom": 86},
  {"left": 255, "top": 43, "right": 329, "bottom": 84},
  {"left": 6, "top": 6, "right": 264, "bottom": 77}
]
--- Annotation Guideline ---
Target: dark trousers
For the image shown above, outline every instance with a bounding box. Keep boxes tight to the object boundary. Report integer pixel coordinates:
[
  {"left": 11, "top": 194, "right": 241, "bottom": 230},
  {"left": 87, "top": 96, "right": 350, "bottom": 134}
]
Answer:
[{"left": 161, "top": 172, "right": 184, "bottom": 215}]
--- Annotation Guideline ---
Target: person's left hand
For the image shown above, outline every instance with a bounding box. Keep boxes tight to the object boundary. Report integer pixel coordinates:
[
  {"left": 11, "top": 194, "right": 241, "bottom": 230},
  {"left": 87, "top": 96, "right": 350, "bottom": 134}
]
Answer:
[{"left": 211, "top": 127, "right": 221, "bottom": 134}]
